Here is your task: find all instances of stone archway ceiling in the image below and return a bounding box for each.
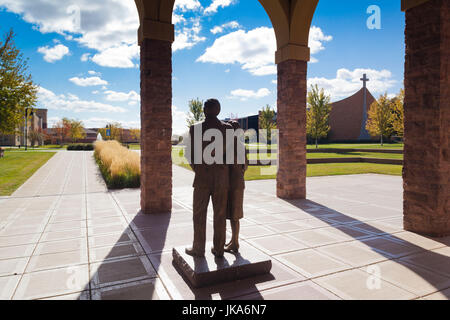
[135,0,176,44]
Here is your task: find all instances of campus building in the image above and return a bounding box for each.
[0,108,47,147]
[231,80,377,143]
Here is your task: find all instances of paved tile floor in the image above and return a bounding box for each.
[0,151,449,300]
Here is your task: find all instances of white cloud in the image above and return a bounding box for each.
[210,21,240,34]
[38,87,127,113]
[309,26,333,55]
[174,0,202,12]
[197,27,276,76]
[0,0,139,68]
[91,44,139,68]
[308,68,397,101]
[204,0,235,14]
[198,26,332,76]
[104,90,140,106]
[88,70,99,75]
[173,106,189,135]
[37,43,70,62]
[229,88,271,101]
[69,76,108,87]
[173,18,206,52]
[80,53,90,62]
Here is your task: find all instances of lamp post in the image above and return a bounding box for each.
[24,108,34,151]
[24,108,29,151]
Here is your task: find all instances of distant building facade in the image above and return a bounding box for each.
[226,84,378,143]
[0,108,47,147]
[328,87,377,142]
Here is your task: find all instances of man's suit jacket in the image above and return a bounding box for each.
[188,117,233,190]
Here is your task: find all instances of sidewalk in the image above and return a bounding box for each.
[0,152,449,300]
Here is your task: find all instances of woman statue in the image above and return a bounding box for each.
[225,121,248,253]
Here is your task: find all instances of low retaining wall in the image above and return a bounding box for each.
[248,157,403,166]
[248,148,403,154]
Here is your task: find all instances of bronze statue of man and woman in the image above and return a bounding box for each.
[186,99,248,258]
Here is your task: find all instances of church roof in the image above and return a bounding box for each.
[328,88,376,142]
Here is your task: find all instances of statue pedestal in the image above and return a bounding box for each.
[172,243,272,288]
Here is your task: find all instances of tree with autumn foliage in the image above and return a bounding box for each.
[306,85,332,149]
[366,93,395,146]
[0,30,38,135]
[391,89,404,138]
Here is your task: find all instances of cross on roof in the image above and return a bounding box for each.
[360,74,370,88]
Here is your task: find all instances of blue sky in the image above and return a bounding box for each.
[0,0,405,135]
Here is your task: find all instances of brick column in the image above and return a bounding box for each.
[140,39,172,214]
[403,0,450,236]
[277,60,308,199]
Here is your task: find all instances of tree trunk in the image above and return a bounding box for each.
[381,135,384,146]
[315,137,318,149]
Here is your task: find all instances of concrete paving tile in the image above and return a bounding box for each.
[26,248,88,273]
[0,257,29,276]
[89,242,144,263]
[0,275,21,299]
[388,232,447,251]
[90,256,157,289]
[235,281,341,300]
[87,224,129,236]
[88,231,136,248]
[0,244,35,260]
[40,228,87,242]
[360,236,423,258]
[287,228,348,248]
[320,225,373,241]
[238,225,277,239]
[275,249,352,278]
[314,269,416,300]
[34,238,87,256]
[246,234,307,256]
[362,260,450,297]
[317,242,388,268]
[13,264,90,300]
[265,221,308,233]
[45,220,86,232]
[422,288,450,300]
[0,233,41,247]
[91,279,170,300]
[148,251,305,300]
[40,291,90,300]
[400,247,450,277]
[246,214,289,225]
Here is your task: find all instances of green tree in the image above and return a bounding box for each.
[259,105,277,145]
[99,122,123,142]
[53,118,72,145]
[306,84,332,149]
[0,30,37,134]
[68,120,86,143]
[28,128,44,147]
[391,89,404,138]
[366,93,395,146]
[186,98,204,127]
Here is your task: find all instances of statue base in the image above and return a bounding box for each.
[172,243,272,288]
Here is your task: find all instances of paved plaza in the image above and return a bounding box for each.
[0,151,449,300]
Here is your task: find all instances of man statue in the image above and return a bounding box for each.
[186,99,233,258]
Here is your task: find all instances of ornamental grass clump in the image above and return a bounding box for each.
[94,140,140,189]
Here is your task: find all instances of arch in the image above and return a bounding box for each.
[135,0,319,63]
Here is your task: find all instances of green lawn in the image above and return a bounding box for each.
[244,164,402,181]
[306,143,403,150]
[248,151,403,161]
[171,147,403,181]
[0,151,55,196]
